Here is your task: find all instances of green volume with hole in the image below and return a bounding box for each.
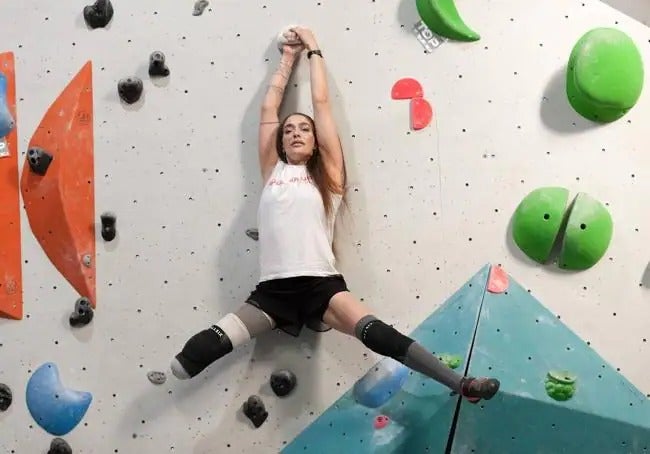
[511,188,613,270]
[512,187,570,263]
[558,192,613,270]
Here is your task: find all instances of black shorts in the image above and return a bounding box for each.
[245,274,349,337]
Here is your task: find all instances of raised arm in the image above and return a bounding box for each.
[292,27,344,190]
[258,43,302,183]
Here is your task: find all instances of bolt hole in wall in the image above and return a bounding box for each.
[0,0,649,453]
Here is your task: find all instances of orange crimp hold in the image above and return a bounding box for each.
[20,61,96,307]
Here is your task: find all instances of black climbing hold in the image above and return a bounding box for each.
[69,297,94,327]
[149,51,170,77]
[193,0,209,16]
[48,437,72,454]
[270,369,296,397]
[245,228,259,241]
[242,395,268,428]
[100,211,116,241]
[117,77,143,104]
[83,0,114,29]
[27,147,53,176]
[0,383,12,411]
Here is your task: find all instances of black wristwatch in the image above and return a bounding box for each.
[307,49,323,59]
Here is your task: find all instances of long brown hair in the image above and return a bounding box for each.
[276,112,347,220]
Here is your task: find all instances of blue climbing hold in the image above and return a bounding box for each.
[26,362,92,436]
[0,71,15,138]
[353,358,410,408]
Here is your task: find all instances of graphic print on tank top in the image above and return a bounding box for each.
[257,161,342,282]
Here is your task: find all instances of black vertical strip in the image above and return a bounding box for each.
[444,268,490,453]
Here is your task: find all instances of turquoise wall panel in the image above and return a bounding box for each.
[453,273,650,453]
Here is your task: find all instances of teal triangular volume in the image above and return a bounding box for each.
[452,272,650,453]
[282,264,491,453]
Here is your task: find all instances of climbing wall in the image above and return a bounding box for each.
[0,0,648,452]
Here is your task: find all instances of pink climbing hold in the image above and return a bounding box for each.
[374,414,390,429]
[487,265,509,293]
[391,78,423,100]
[410,97,433,130]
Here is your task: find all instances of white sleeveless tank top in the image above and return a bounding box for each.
[257,160,342,282]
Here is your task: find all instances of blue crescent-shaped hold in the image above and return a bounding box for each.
[0,71,15,138]
[26,362,92,436]
[353,357,410,408]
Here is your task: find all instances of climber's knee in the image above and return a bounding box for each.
[354,315,414,362]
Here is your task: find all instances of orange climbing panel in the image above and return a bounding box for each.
[20,61,96,307]
[0,52,23,320]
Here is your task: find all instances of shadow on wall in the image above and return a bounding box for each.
[397,0,420,32]
[600,0,650,26]
[642,263,650,289]
[539,66,603,134]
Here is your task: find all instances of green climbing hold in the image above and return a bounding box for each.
[558,192,613,270]
[566,27,644,123]
[547,370,577,385]
[415,0,480,42]
[545,370,577,401]
[437,353,462,369]
[512,187,570,264]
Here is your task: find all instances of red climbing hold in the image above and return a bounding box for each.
[487,265,509,293]
[391,78,423,100]
[410,97,433,130]
[374,414,390,429]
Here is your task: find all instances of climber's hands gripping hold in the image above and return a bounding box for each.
[280,28,304,57]
[290,26,319,52]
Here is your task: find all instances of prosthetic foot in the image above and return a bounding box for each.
[460,376,500,403]
[171,325,233,379]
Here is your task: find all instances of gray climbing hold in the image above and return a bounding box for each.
[149,51,170,77]
[193,0,209,16]
[246,228,259,241]
[48,437,72,454]
[27,146,53,176]
[0,383,12,411]
[242,395,268,428]
[147,371,167,385]
[69,297,93,327]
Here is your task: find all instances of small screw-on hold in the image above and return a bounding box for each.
[193,0,209,16]
[242,395,268,428]
[245,228,259,241]
[149,51,170,77]
[83,0,114,29]
[69,297,94,327]
[27,147,53,175]
[100,211,117,241]
[147,371,167,385]
[82,254,92,267]
[0,383,12,411]
[48,437,72,454]
[117,77,143,104]
[270,369,296,397]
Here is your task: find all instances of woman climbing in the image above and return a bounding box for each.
[171,26,500,403]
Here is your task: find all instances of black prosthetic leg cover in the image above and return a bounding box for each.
[174,325,233,378]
